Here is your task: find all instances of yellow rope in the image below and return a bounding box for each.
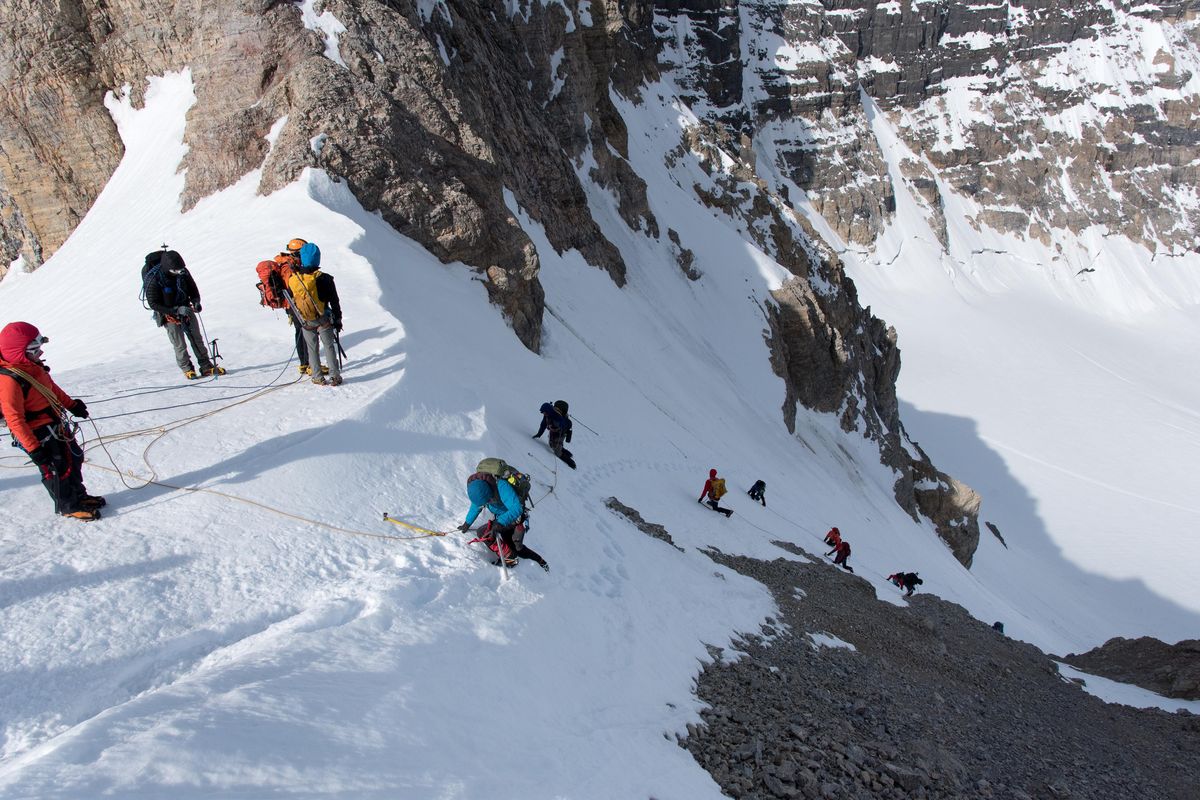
[383,513,449,537]
[87,461,442,542]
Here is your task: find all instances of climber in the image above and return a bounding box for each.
[143,249,224,379]
[888,571,923,597]
[456,459,548,571]
[697,468,733,517]
[826,539,853,572]
[266,237,314,376]
[747,479,766,506]
[532,400,575,469]
[823,526,841,548]
[0,322,103,520]
[286,242,343,386]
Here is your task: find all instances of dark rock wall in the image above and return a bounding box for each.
[1065,636,1200,700]
[687,545,1200,800]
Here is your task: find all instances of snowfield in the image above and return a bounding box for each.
[1,69,1197,797]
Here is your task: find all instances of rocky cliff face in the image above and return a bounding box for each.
[1064,636,1200,700]
[685,544,1200,800]
[10,1,1195,565]
[657,0,1200,252]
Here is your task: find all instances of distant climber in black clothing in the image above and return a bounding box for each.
[533,400,575,469]
[143,250,224,379]
[747,479,766,506]
[888,572,923,597]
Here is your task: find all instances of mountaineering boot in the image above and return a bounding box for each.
[311,375,328,386]
[201,365,226,377]
[723,509,733,518]
[80,495,107,509]
[183,369,200,380]
[329,375,343,386]
[298,365,311,375]
[320,365,329,375]
[503,556,519,568]
[62,508,101,521]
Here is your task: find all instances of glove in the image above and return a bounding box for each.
[456,522,471,533]
[175,306,191,317]
[28,446,53,467]
[539,561,550,572]
[335,320,343,332]
[566,431,572,443]
[531,433,540,439]
[69,399,88,419]
[193,302,202,313]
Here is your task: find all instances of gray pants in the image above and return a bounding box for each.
[164,317,212,372]
[301,324,340,380]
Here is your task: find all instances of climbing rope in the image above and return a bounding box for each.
[0,356,450,546]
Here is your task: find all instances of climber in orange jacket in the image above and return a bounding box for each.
[0,322,102,520]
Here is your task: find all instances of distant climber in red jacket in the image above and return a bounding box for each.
[826,539,853,572]
[824,527,841,548]
[888,572,923,597]
[697,468,733,517]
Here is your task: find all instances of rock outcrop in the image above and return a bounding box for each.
[1064,636,1200,700]
[656,1,1200,252]
[686,544,1200,800]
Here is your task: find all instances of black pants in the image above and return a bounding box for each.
[29,424,88,514]
[492,520,546,567]
[705,498,732,517]
[549,430,575,469]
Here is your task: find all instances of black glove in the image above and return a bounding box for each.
[69,399,88,419]
[566,431,572,443]
[531,433,540,439]
[193,302,202,313]
[456,522,471,533]
[28,446,53,467]
[539,561,550,572]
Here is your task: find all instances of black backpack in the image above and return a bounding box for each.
[140,248,166,308]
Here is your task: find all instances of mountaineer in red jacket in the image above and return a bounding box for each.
[697,468,733,517]
[0,322,102,520]
[826,539,853,572]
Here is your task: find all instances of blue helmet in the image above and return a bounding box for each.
[467,478,493,506]
[299,242,321,269]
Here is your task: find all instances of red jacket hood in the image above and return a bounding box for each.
[0,321,40,365]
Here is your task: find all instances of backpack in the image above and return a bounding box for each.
[255,258,293,309]
[139,249,166,308]
[472,457,533,509]
[710,477,727,500]
[553,400,569,416]
[287,270,326,321]
[0,367,33,428]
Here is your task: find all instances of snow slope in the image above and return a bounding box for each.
[1,68,1198,796]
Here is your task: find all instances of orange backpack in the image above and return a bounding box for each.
[255,254,297,309]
